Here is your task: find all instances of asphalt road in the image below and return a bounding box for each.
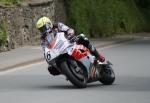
[0,38,150,103]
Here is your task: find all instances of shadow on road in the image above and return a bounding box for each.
[0,75,150,92]
[32,83,104,90]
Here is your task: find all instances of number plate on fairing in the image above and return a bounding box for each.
[44,47,60,62]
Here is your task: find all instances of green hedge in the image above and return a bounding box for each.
[0,0,22,5]
[0,21,7,46]
[65,0,150,37]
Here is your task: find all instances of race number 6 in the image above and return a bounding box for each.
[46,51,51,61]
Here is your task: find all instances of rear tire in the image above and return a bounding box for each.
[60,60,87,88]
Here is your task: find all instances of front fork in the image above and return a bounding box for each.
[87,61,113,83]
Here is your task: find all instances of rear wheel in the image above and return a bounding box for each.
[60,59,87,88]
[99,64,115,85]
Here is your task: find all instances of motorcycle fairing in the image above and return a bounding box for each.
[44,32,96,78]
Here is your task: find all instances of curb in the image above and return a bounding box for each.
[95,38,134,48]
[0,58,45,72]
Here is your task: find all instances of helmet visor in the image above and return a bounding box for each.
[38,24,52,35]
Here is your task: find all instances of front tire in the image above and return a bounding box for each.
[99,64,115,85]
[60,60,87,88]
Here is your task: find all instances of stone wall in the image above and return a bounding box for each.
[0,0,66,51]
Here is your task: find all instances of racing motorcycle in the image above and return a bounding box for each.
[44,32,115,88]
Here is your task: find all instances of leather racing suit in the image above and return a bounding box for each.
[41,22,105,62]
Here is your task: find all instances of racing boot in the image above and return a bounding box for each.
[48,65,60,75]
[88,44,105,62]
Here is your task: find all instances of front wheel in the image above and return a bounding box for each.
[99,64,115,85]
[60,60,87,88]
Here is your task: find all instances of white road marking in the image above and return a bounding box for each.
[0,61,45,75]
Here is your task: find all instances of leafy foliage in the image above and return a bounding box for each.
[0,0,22,5]
[65,0,150,37]
[0,21,7,46]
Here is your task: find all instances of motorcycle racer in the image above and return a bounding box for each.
[36,16,105,62]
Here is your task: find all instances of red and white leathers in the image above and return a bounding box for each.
[40,22,105,62]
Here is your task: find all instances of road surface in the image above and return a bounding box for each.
[0,38,150,103]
